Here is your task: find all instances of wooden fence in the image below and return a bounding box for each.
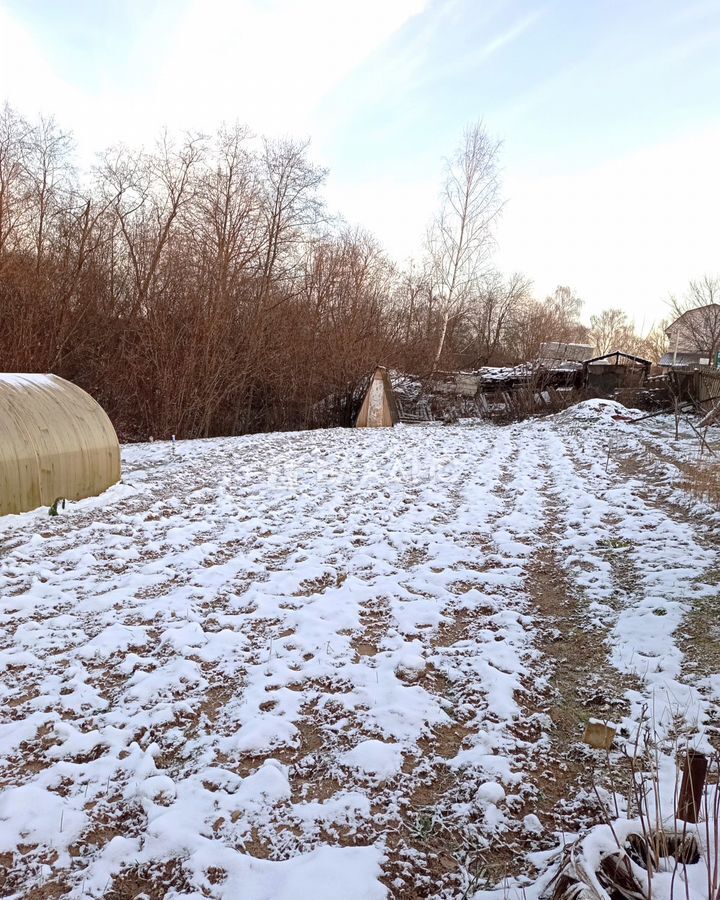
[692,367,720,411]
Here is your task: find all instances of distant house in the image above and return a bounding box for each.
[661,304,720,369]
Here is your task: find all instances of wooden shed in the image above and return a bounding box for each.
[355,366,398,428]
[0,374,121,516]
[583,351,652,394]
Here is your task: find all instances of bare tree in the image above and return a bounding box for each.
[24,116,73,272]
[194,124,263,301]
[667,275,720,364]
[492,285,587,364]
[459,271,531,367]
[4,102,577,438]
[257,137,327,308]
[546,285,584,330]
[589,307,637,355]
[97,131,205,312]
[427,122,502,371]
[643,320,669,363]
[0,104,31,259]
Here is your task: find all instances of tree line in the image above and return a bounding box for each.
[0,104,683,439]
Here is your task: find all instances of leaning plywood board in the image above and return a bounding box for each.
[355,366,398,428]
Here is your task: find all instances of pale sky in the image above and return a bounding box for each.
[1,0,719,327]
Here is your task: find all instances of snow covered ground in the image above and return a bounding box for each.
[1,401,719,898]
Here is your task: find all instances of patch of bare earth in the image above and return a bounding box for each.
[104,858,194,899]
[524,539,632,814]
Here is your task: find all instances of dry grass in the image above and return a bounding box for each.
[548,744,720,900]
[685,459,720,506]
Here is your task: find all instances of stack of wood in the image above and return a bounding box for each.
[478,385,573,420]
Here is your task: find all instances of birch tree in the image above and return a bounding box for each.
[428,121,502,371]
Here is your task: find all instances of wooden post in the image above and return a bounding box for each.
[678,750,708,823]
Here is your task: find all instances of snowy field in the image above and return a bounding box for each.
[1,401,720,899]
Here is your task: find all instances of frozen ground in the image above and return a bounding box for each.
[1,401,719,898]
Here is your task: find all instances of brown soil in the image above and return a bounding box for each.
[523,542,633,822]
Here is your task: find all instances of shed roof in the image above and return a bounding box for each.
[585,351,652,367]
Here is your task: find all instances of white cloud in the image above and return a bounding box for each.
[0,5,82,122]
[493,125,720,327]
[0,0,426,149]
[151,0,427,137]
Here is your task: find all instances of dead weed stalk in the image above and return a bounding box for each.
[685,461,720,507]
[546,722,720,900]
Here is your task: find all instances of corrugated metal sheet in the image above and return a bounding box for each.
[538,342,595,363]
[0,374,121,515]
[659,352,707,367]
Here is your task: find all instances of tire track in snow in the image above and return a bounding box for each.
[482,405,720,900]
[552,414,717,749]
[606,432,720,748]
[504,422,632,851]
